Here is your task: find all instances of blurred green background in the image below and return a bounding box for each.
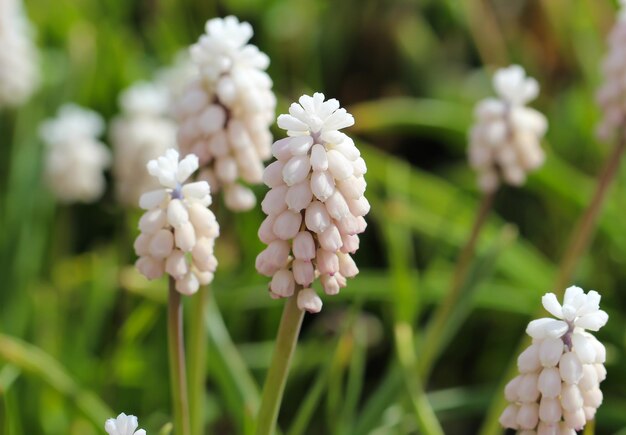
[1,0,625,434]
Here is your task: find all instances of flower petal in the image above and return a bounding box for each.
[575,310,608,331]
[541,293,563,319]
[571,332,596,364]
[526,318,567,339]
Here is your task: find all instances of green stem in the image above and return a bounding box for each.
[188,286,208,435]
[479,134,626,435]
[255,289,305,435]
[395,323,444,435]
[168,278,191,435]
[419,190,495,378]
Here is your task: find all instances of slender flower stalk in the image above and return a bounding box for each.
[168,278,191,435]
[255,287,305,435]
[188,285,208,435]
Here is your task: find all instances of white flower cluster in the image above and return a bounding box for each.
[111,82,178,206]
[174,16,275,212]
[105,413,146,435]
[134,149,219,295]
[469,65,548,193]
[0,0,39,108]
[596,1,626,140]
[255,93,369,313]
[500,286,608,434]
[40,104,111,203]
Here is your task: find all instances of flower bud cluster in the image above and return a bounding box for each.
[134,149,219,295]
[40,104,111,203]
[469,65,547,193]
[255,93,369,313]
[105,413,146,435]
[500,286,608,434]
[0,0,39,108]
[596,1,626,140]
[111,82,178,206]
[173,16,275,212]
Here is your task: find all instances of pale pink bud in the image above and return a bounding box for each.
[499,404,519,429]
[517,343,541,373]
[271,269,295,297]
[340,234,360,254]
[286,181,313,212]
[538,367,561,398]
[256,240,290,276]
[136,256,164,280]
[139,208,167,234]
[337,176,366,199]
[166,250,188,278]
[188,202,219,238]
[504,376,521,402]
[215,156,238,183]
[583,388,602,409]
[563,409,585,431]
[335,273,347,288]
[336,214,360,235]
[258,215,277,244]
[282,155,311,186]
[310,144,328,171]
[192,238,216,272]
[293,231,316,260]
[539,337,564,367]
[176,272,200,295]
[539,397,562,423]
[198,104,226,134]
[228,119,254,150]
[139,189,167,210]
[517,373,540,402]
[292,259,314,286]
[561,384,583,413]
[579,365,598,391]
[347,196,370,217]
[338,253,359,278]
[321,274,340,295]
[272,210,302,240]
[327,149,353,180]
[352,157,367,176]
[134,233,152,256]
[288,136,314,155]
[316,249,339,276]
[305,201,331,233]
[263,161,285,187]
[175,221,196,252]
[261,185,288,216]
[318,225,343,252]
[310,170,335,202]
[325,190,350,220]
[595,364,607,382]
[583,407,596,421]
[224,184,256,212]
[272,137,294,161]
[149,229,175,259]
[516,403,539,430]
[559,352,583,384]
[208,131,229,156]
[297,288,322,313]
[537,422,559,435]
[168,199,189,228]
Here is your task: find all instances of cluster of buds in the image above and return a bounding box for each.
[255,93,369,313]
[134,149,219,295]
[105,413,146,435]
[0,0,39,108]
[111,82,178,206]
[40,104,111,203]
[500,286,608,434]
[173,16,275,211]
[596,0,626,140]
[469,65,548,193]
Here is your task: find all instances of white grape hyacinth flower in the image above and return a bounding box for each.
[255,93,368,313]
[105,413,146,435]
[173,16,276,212]
[500,286,608,434]
[134,149,219,295]
[0,0,39,108]
[596,0,626,140]
[111,81,178,206]
[40,104,111,203]
[469,65,548,193]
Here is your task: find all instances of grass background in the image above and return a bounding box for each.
[1,0,626,434]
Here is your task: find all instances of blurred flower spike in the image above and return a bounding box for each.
[256,93,369,313]
[174,15,276,211]
[104,413,146,435]
[468,65,548,192]
[40,104,111,203]
[134,149,219,295]
[500,286,608,433]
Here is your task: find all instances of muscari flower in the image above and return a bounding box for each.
[596,0,626,140]
[468,65,548,193]
[105,413,146,435]
[173,16,275,211]
[500,286,608,434]
[255,93,369,313]
[0,0,39,108]
[111,81,178,206]
[40,104,111,203]
[134,149,219,295]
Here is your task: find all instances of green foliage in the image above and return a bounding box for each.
[1,0,626,434]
